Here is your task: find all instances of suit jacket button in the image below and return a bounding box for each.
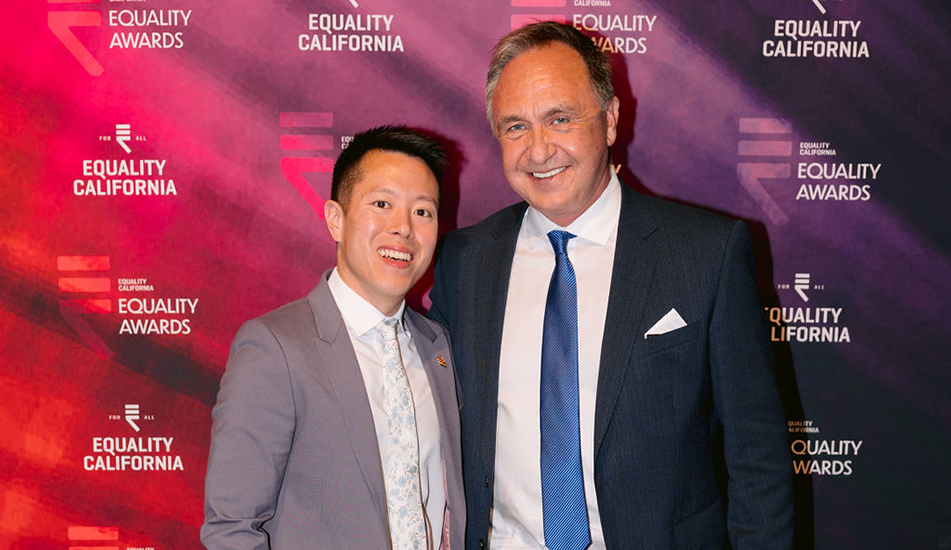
[484,475,490,487]
[479,539,485,549]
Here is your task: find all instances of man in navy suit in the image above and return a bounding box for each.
[429,22,792,550]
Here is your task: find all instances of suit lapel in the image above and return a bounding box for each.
[307,278,388,527]
[475,206,525,472]
[593,184,660,458]
[407,311,457,450]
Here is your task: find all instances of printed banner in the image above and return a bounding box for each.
[2,0,949,548]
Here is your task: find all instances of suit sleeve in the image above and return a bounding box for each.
[709,221,794,549]
[201,319,297,550]
[428,236,457,331]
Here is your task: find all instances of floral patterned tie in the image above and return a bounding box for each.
[379,317,427,550]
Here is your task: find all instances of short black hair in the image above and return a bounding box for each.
[331,125,448,209]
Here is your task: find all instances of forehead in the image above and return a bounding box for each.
[351,150,438,199]
[492,42,596,115]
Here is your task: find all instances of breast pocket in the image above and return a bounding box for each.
[635,322,706,399]
[640,323,702,356]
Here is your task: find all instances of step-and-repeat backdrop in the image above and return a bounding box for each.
[3,0,949,548]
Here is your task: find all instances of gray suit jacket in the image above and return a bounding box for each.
[202,272,465,550]
[430,182,792,550]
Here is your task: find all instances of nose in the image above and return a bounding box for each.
[526,126,555,165]
[388,206,413,239]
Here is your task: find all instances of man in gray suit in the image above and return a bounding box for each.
[429,22,792,550]
[202,126,465,550]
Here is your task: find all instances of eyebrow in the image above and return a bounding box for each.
[367,187,438,205]
[495,115,524,133]
[543,104,580,119]
[495,104,581,131]
[414,195,438,206]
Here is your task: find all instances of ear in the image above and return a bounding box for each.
[604,96,620,147]
[324,200,344,243]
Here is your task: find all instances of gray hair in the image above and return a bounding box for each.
[485,21,615,124]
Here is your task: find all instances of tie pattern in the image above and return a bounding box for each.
[379,317,427,550]
[540,230,591,550]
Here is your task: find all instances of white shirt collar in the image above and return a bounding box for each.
[328,268,406,337]
[523,169,622,249]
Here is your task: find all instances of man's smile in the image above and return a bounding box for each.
[532,166,567,179]
[377,247,413,262]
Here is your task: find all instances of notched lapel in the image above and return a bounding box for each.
[307,280,388,526]
[408,312,464,541]
[406,312,456,421]
[594,186,661,457]
[474,212,522,470]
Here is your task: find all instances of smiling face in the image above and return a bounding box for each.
[490,42,619,227]
[324,149,440,316]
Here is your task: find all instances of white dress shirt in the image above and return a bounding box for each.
[490,172,621,550]
[328,269,445,548]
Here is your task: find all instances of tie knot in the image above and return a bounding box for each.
[547,230,576,255]
[378,317,400,340]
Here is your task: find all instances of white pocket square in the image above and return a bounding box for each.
[644,308,687,338]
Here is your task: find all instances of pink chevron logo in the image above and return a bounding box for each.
[279,112,335,218]
[48,0,104,76]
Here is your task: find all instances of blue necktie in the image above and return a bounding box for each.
[540,230,590,550]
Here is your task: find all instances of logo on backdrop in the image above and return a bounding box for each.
[73,123,178,197]
[300,0,403,52]
[736,118,880,224]
[117,276,197,336]
[68,527,123,549]
[58,254,199,357]
[58,255,115,359]
[279,112,335,218]
[766,272,851,343]
[100,123,146,155]
[68,526,155,550]
[85,403,184,472]
[762,0,868,58]
[123,404,146,431]
[788,419,863,476]
[108,403,155,432]
[803,0,831,15]
[507,0,658,56]
[47,0,193,76]
[115,124,133,154]
[795,140,877,202]
[736,118,793,225]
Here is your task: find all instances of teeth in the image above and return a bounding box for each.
[378,249,412,262]
[532,167,566,179]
